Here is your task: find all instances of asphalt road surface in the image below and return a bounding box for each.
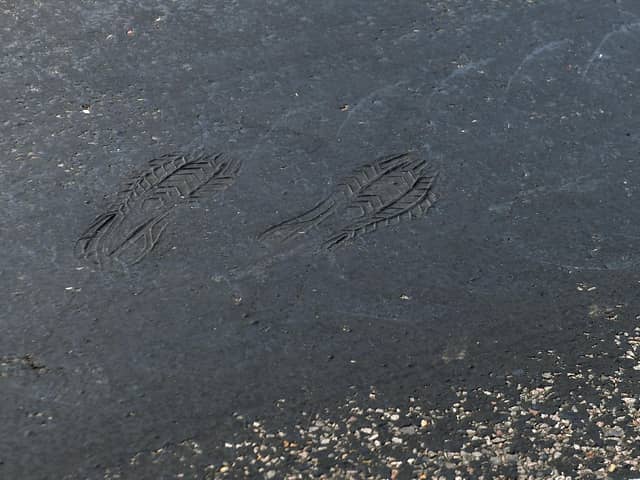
[2,1,640,478]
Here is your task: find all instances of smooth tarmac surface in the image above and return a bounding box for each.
[2,1,640,478]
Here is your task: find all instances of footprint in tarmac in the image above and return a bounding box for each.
[260,152,438,251]
[76,151,242,268]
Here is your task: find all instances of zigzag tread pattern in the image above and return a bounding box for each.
[260,152,437,249]
[324,174,437,249]
[337,153,417,197]
[76,151,241,266]
[259,154,421,242]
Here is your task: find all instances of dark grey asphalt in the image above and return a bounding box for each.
[2,1,640,478]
